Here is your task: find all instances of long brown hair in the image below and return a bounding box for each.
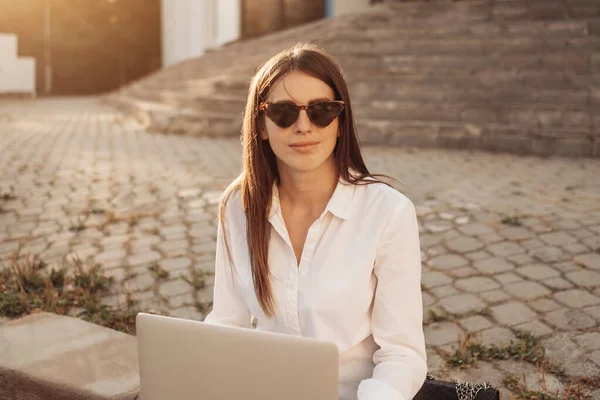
[218,43,392,317]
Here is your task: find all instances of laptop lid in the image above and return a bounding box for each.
[136,312,339,400]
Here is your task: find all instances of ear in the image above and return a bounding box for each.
[260,129,269,140]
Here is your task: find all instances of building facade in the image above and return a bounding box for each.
[0,0,372,95]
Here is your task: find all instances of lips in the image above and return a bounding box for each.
[290,141,319,147]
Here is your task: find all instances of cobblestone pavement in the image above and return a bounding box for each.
[1,98,600,397]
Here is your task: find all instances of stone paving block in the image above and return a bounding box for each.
[520,238,545,251]
[554,289,600,308]
[491,302,537,326]
[528,298,562,313]
[424,321,464,346]
[168,292,196,309]
[441,293,486,315]
[530,246,568,263]
[422,271,452,288]
[445,236,485,253]
[455,276,500,293]
[448,266,478,278]
[159,278,192,298]
[574,253,600,270]
[487,241,526,257]
[128,250,161,266]
[544,308,597,331]
[505,253,534,266]
[588,349,600,370]
[169,306,203,321]
[583,305,600,322]
[190,239,217,255]
[422,292,436,307]
[573,332,600,351]
[553,261,581,273]
[516,264,560,280]
[513,319,553,337]
[157,239,189,255]
[473,257,514,274]
[160,257,192,275]
[464,251,491,261]
[479,289,511,304]
[504,281,551,301]
[130,234,161,249]
[542,333,600,377]
[126,272,155,292]
[429,254,469,270]
[539,231,578,246]
[562,242,590,255]
[457,223,494,236]
[0,312,139,399]
[495,360,564,395]
[159,224,187,240]
[494,272,522,284]
[478,326,515,346]
[94,248,127,265]
[478,232,504,244]
[458,315,494,333]
[429,285,460,299]
[498,227,535,241]
[100,234,130,249]
[542,277,574,291]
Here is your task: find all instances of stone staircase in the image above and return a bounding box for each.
[108,0,600,158]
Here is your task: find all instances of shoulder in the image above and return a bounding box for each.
[357,180,415,215]
[219,186,246,234]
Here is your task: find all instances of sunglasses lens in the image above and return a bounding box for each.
[308,102,344,127]
[265,103,298,128]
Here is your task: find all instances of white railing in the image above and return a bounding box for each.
[0,34,36,96]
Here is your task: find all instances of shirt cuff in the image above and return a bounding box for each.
[357,378,405,400]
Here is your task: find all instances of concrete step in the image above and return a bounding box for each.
[345,70,600,89]
[0,312,139,400]
[327,36,600,56]
[349,83,595,107]
[328,19,600,40]
[336,53,596,76]
[355,102,597,130]
[355,118,598,157]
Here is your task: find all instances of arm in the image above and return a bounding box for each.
[203,214,253,328]
[357,199,428,400]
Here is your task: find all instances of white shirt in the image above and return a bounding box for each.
[204,176,427,400]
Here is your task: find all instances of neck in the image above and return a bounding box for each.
[277,159,338,213]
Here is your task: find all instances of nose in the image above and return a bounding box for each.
[294,108,312,133]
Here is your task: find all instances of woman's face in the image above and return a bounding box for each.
[260,70,339,176]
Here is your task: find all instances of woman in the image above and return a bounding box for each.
[204,43,427,400]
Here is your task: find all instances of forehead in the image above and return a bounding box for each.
[268,70,334,103]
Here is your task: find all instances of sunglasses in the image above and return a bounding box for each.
[259,100,345,129]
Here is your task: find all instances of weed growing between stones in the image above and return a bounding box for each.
[444,331,564,376]
[502,216,523,227]
[0,249,140,334]
[149,262,169,280]
[504,373,592,400]
[181,267,214,315]
[427,308,451,323]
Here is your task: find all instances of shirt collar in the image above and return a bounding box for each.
[269,175,355,221]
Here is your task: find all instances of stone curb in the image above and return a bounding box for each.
[0,312,140,400]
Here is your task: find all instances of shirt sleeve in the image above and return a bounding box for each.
[203,211,253,328]
[357,198,428,400]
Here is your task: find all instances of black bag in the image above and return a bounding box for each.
[413,376,500,400]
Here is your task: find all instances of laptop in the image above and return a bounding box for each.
[136,312,339,400]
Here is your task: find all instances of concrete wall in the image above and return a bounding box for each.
[161,0,241,68]
[0,34,36,95]
[333,0,371,16]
